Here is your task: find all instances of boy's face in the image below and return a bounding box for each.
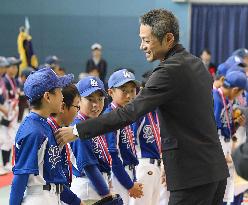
[79,91,105,118]
[229,88,244,100]
[48,88,64,114]
[108,82,137,106]
[0,67,6,76]
[62,95,80,126]
[7,65,18,77]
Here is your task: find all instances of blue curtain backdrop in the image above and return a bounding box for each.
[190,4,248,65]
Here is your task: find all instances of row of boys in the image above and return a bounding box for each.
[9,66,168,205]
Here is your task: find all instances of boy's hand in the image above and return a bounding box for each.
[55,127,77,146]
[128,182,143,198]
[236,114,246,127]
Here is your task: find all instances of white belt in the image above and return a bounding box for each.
[25,184,62,195]
[138,158,161,166]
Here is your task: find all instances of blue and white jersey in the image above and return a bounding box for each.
[213,88,234,140]
[136,111,161,159]
[69,113,111,177]
[47,117,72,185]
[104,103,139,167]
[13,112,67,186]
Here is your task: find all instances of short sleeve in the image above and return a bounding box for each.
[13,131,47,175]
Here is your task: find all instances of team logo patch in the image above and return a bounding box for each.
[123,70,132,78]
[48,145,61,169]
[90,79,98,87]
[121,129,134,149]
[92,137,103,159]
[143,125,155,143]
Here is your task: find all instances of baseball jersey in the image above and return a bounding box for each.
[136,111,161,159]
[104,102,139,167]
[213,88,234,140]
[47,116,72,185]
[3,74,19,100]
[70,113,111,177]
[13,112,67,185]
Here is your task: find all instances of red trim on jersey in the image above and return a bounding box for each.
[147,112,161,154]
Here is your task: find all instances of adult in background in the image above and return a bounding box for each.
[200,48,217,77]
[45,55,65,76]
[56,9,229,205]
[86,43,107,83]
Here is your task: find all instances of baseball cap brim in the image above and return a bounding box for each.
[111,78,140,88]
[0,62,9,67]
[56,74,74,88]
[80,86,107,97]
[7,58,21,66]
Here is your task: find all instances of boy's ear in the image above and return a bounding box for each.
[43,92,50,103]
[108,89,113,97]
[220,76,225,83]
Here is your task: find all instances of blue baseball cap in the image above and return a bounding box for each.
[232,48,248,59]
[223,70,247,90]
[24,66,74,102]
[45,55,60,65]
[0,56,10,67]
[108,69,140,88]
[225,56,244,67]
[216,63,229,77]
[76,76,107,97]
[227,64,245,74]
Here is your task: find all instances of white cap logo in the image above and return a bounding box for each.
[90,79,98,87]
[123,70,132,78]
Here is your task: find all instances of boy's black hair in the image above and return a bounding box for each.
[62,84,80,109]
[200,48,211,56]
[30,88,56,109]
[50,84,80,117]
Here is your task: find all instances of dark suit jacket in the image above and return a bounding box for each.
[76,44,229,191]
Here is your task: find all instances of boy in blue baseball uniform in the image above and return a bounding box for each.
[129,70,167,205]
[105,69,143,205]
[213,70,247,204]
[9,67,83,205]
[69,76,119,204]
[46,84,83,205]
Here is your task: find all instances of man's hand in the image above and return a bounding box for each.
[55,127,78,146]
[128,182,143,198]
[80,201,86,205]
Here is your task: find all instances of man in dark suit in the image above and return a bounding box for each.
[56,9,229,205]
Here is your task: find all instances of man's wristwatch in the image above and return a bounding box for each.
[72,125,79,137]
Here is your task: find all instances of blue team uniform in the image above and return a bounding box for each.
[104,103,138,186]
[10,112,81,205]
[136,111,161,159]
[47,116,72,186]
[213,89,233,141]
[14,112,67,183]
[70,113,111,197]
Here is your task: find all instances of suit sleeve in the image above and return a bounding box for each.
[76,66,181,140]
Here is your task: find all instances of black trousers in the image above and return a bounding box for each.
[168,179,227,205]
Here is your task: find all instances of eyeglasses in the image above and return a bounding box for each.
[71,105,80,111]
